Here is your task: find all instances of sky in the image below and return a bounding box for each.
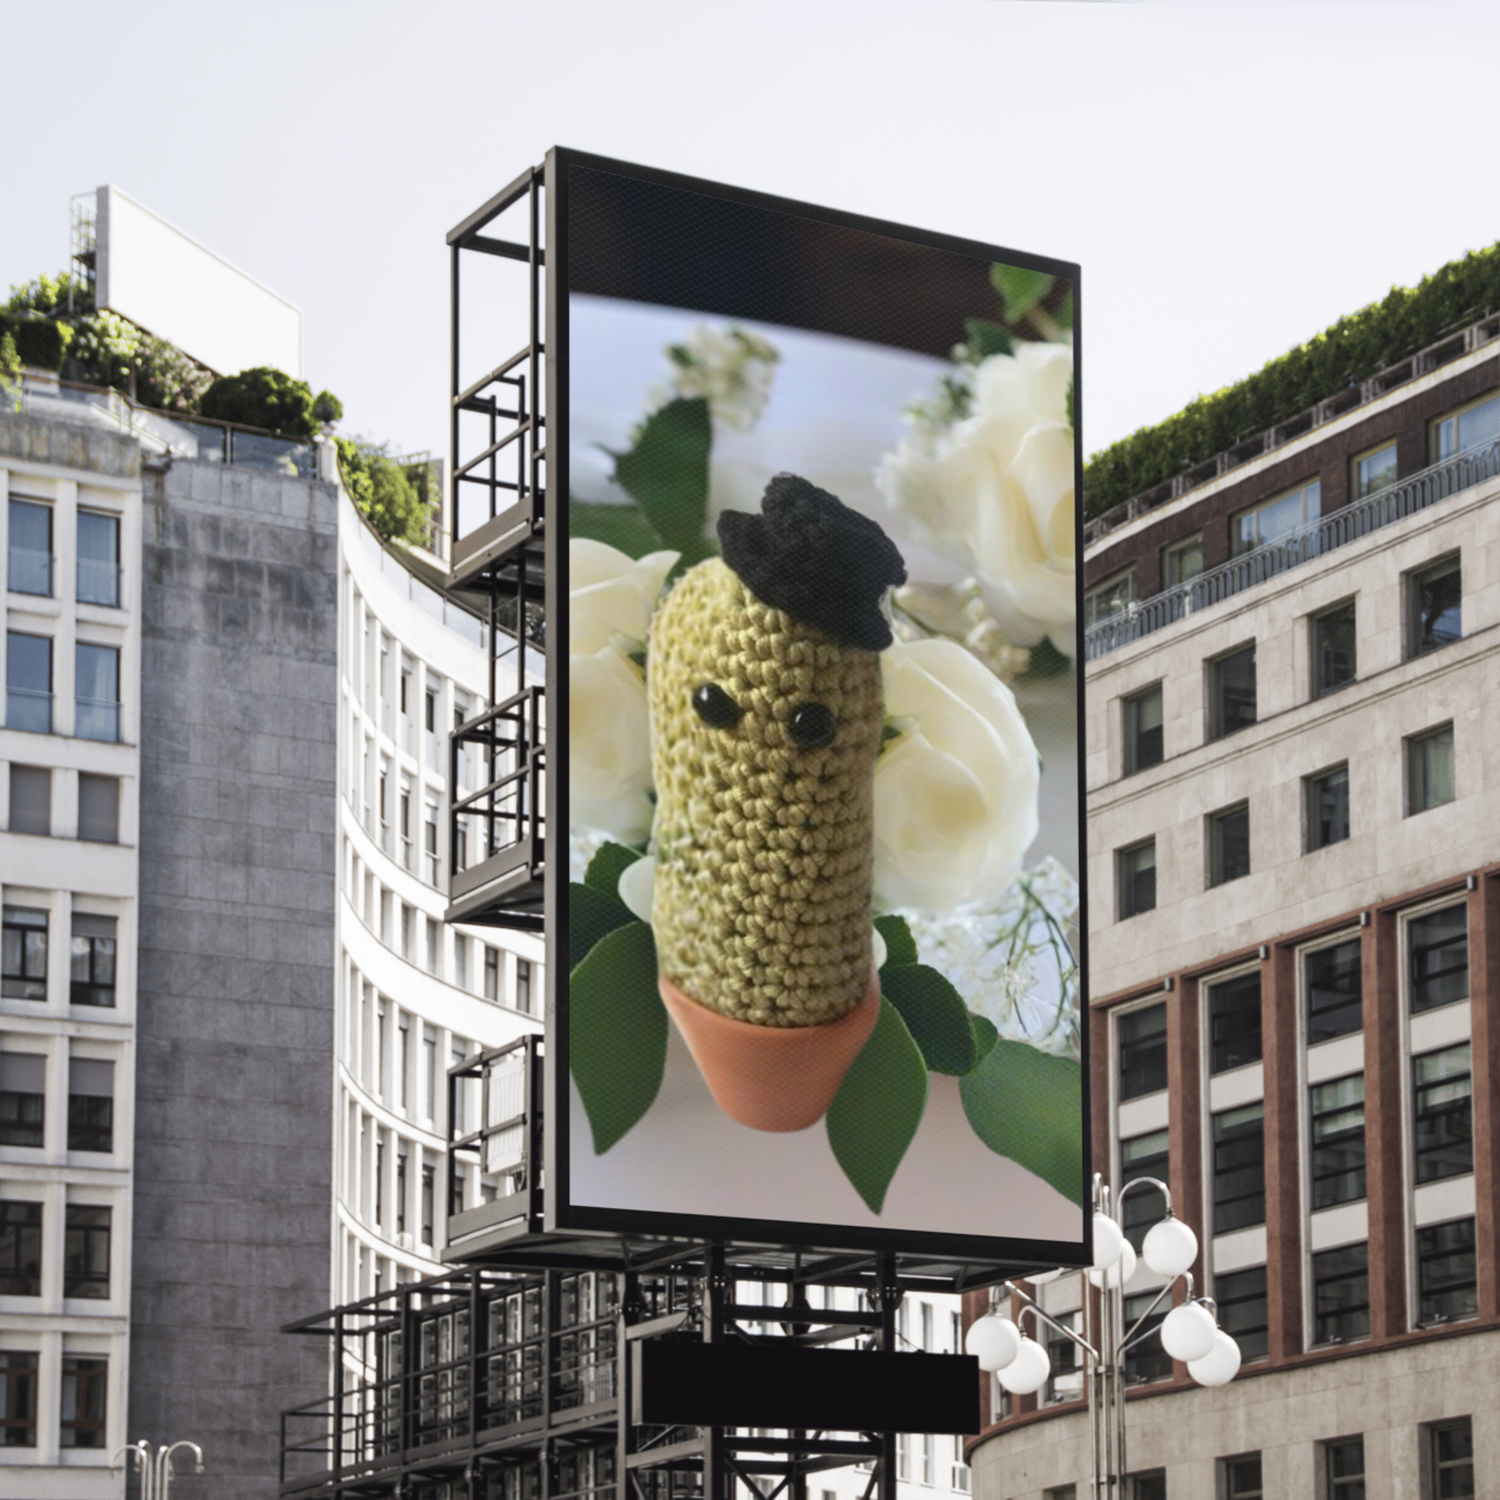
[4,0,1499,468]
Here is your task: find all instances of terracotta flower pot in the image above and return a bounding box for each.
[659,970,882,1132]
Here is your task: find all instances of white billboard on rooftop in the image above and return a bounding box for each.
[96,185,302,378]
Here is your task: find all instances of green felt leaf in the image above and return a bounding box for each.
[881,965,977,1076]
[1056,289,1075,333]
[585,842,643,900]
[990,264,1054,323]
[970,1014,999,1065]
[612,397,712,555]
[874,914,918,971]
[569,499,665,559]
[569,881,633,973]
[960,1039,1084,1207]
[1023,637,1073,679]
[1067,374,1075,430]
[964,317,1013,359]
[569,921,667,1154]
[827,999,928,1215]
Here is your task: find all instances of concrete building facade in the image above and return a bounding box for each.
[964,313,1500,1499]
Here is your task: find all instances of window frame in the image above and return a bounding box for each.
[1309,1072,1367,1210]
[1411,1042,1472,1186]
[74,640,121,743]
[1311,1240,1370,1346]
[0,1350,38,1447]
[1206,966,1262,1075]
[1303,933,1363,1045]
[1415,1216,1477,1326]
[64,1204,111,1300]
[1406,723,1456,816]
[1430,389,1500,463]
[1207,643,1257,741]
[76,508,122,608]
[1214,1265,1267,1362]
[1311,598,1357,699]
[1406,553,1462,660]
[1324,1436,1365,1500]
[59,1354,108,1449]
[2,906,48,1000]
[0,1198,43,1296]
[1162,534,1203,589]
[1231,478,1321,556]
[69,917,117,1008]
[1118,1129,1170,1253]
[1304,762,1350,853]
[1223,1454,1263,1500]
[1207,801,1251,888]
[1211,1101,1266,1234]
[7,498,54,598]
[1350,439,1397,502]
[1116,1001,1167,1102]
[1406,901,1468,1015]
[6,630,53,735]
[1123,682,1164,776]
[1116,838,1157,921]
[1085,568,1136,630]
[1427,1417,1475,1498]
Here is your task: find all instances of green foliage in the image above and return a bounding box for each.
[874,913,919,971]
[584,841,643,898]
[1084,241,1500,517]
[612,397,715,562]
[135,334,212,412]
[969,1014,999,1064]
[826,998,929,1214]
[0,314,73,373]
[991,264,1054,323]
[65,311,140,390]
[568,881,634,972]
[200,365,320,439]
[568,921,668,1154]
[312,389,343,427]
[881,965,977,1076]
[336,437,431,546]
[0,332,21,410]
[960,1038,1084,1206]
[6,271,92,318]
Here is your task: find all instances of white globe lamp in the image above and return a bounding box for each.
[1159,1301,1218,1363]
[1142,1215,1198,1278]
[1091,1212,1125,1272]
[965,1314,1021,1373]
[1088,1238,1136,1289]
[1187,1330,1242,1388]
[996,1335,1051,1395]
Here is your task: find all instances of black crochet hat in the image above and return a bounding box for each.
[717,475,907,652]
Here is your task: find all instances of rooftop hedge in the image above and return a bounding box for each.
[1083,242,1500,518]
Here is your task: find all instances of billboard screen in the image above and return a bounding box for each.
[97,184,302,378]
[556,151,1088,1264]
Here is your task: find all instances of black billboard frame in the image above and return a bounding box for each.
[543,145,1093,1279]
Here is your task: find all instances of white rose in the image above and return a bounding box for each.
[876,340,1076,655]
[568,540,677,841]
[569,540,678,656]
[873,638,1039,912]
[569,647,654,844]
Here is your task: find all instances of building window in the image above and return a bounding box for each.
[1224,1455,1262,1500]
[517,959,532,1015]
[1233,479,1320,555]
[8,499,53,596]
[1208,802,1250,887]
[1407,555,1461,659]
[0,1051,45,1146]
[1208,970,1261,1074]
[1410,905,1467,1014]
[6,631,52,733]
[1407,724,1455,814]
[484,947,499,1002]
[8,764,50,836]
[1431,391,1499,462]
[1119,1130,1169,1252]
[1413,1044,1472,1184]
[1429,1418,1474,1498]
[59,1356,107,1448]
[1352,442,1397,501]
[1212,1103,1265,1233]
[75,642,120,742]
[425,815,439,884]
[1124,684,1163,775]
[1310,1074,1366,1209]
[1121,1291,1170,1384]
[1163,535,1203,588]
[0,1351,38,1446]
[67,1059,114,1154]
[1117,1003,1166,1100]
[1043,1310,1082,1406]
[2,907,47,1000]
[1313,1242,1369,1344]
[1325,1438,1364,1500]
[1129,1472,1166,1500]
[421,1163,435,1243]
[64,1205,110,1299]
[70,915,117,1007]
[1305,937,1362,1044]
[77,510,121,607]
[0,1200,42,1295]
[396,1151,407,1234]
[1117,839,1156,921]
[1215,1266,1267,1361]
[1305,764,1350,852]
[1085,570,1135,629]
[1312,600,1357,698]
[1209,645,1256,740]
[77,773,119,843]
[1417,1219,1477,1324]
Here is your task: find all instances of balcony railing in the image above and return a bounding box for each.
[1085,438,1500,661]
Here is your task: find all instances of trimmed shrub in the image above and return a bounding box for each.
[64,311,140,391]
[337,437,429,546]
[199,366,321,440]
[312,389,343,428]
[1084,242,1500,517]
[0,314,74,373]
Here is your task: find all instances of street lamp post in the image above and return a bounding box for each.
[966,1173,1241,1499]
[113,1439,204,1500]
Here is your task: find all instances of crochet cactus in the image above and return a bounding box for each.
[647,476,906,1028]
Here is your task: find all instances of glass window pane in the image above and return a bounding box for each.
[1213,1103,1265,1233]
[1414,1044,1472,1184]
[1410,557,1462,657]
[7,500,52,597]
[1125,685,1163,775]
[1306,938,1362,1043]
[7,765,50,836]
[1313,1242,1369,1344]
[1216,1266,1268,1361]
[1455,394,1499,454]
[1165,537,1203,587]
[1118,841,1156,922]
[1119,1130,1169,1251]
[1210,804,1251,887]
[75,644,120,743]
[1118,1004,1166,1098]
[77,774,119,844]
[1313,602,1357,697]
[1307,766,1350,851]
[76,511,120,607]
[1311,1075,1366,1208]
[1410,906,1467,1012]
[6,633,53,734]
[1408,726,1455,815]
[1418,1219,1477,1323]
[1354,445,1397,500]
[1211,647,1257,739]
[1209,971,1262,1073]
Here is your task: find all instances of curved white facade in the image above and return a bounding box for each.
[334,491,543,1306]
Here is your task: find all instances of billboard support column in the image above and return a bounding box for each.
[702,1242,730,1500]
[875,1254,902,1500]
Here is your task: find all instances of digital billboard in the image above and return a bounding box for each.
[555,151,1087,1264]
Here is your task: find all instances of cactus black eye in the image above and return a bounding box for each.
[692,682,744,729]
[788,702,837,749]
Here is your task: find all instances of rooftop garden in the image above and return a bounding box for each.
[1083,242,1500,518]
